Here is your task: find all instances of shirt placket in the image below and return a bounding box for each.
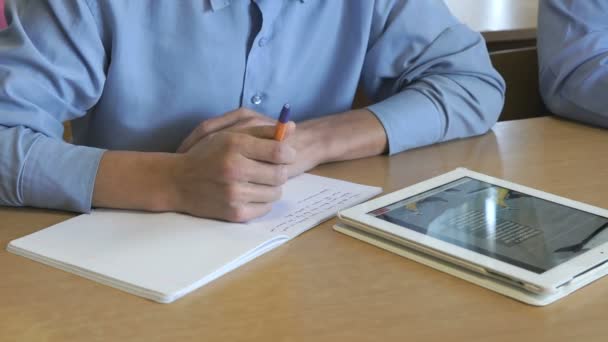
[240,0,283,116]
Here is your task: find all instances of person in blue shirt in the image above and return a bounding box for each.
[0,0,505,222]
[538,0,608,127]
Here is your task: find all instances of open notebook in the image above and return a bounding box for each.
[8,173,381,303]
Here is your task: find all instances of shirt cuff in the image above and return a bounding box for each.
[367,89,442,155]
[21,136,105,213]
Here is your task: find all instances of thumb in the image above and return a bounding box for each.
[244,121,296,140]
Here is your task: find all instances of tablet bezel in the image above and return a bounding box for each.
[338,168,608,293]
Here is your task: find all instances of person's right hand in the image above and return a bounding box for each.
[172,124,296,222]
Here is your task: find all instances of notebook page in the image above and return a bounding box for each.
[250,174,382,238]
[8,210,278,298]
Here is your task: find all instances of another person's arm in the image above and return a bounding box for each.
[0,0,7,29]
[538,0,608,126]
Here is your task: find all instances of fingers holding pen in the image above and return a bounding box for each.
[173,105,296,222]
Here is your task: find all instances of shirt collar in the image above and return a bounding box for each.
[209,0,306,12]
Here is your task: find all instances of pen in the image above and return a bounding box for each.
[274,103,291,141]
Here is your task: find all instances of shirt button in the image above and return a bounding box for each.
[251,94,263,105]
[258,37,268,47]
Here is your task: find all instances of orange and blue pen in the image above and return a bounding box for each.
[274,104,291,141]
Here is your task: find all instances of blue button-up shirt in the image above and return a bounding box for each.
[538,0,608,126]
[0,0,504,213]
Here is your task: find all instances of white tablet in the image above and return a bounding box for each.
[337,168,608,295]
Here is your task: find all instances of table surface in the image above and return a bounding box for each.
[445,0,538,42]
[2,117,608,342]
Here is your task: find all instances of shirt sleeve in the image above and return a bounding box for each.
[0,0,107,212]
[538,0,608,127]
[362,0,506,155]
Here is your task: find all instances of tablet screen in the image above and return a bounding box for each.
[368,177,608,273]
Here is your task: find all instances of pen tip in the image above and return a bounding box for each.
[279,104,291,123]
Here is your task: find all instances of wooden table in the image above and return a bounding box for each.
[445,0,538,50]
[2,117,608,341]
